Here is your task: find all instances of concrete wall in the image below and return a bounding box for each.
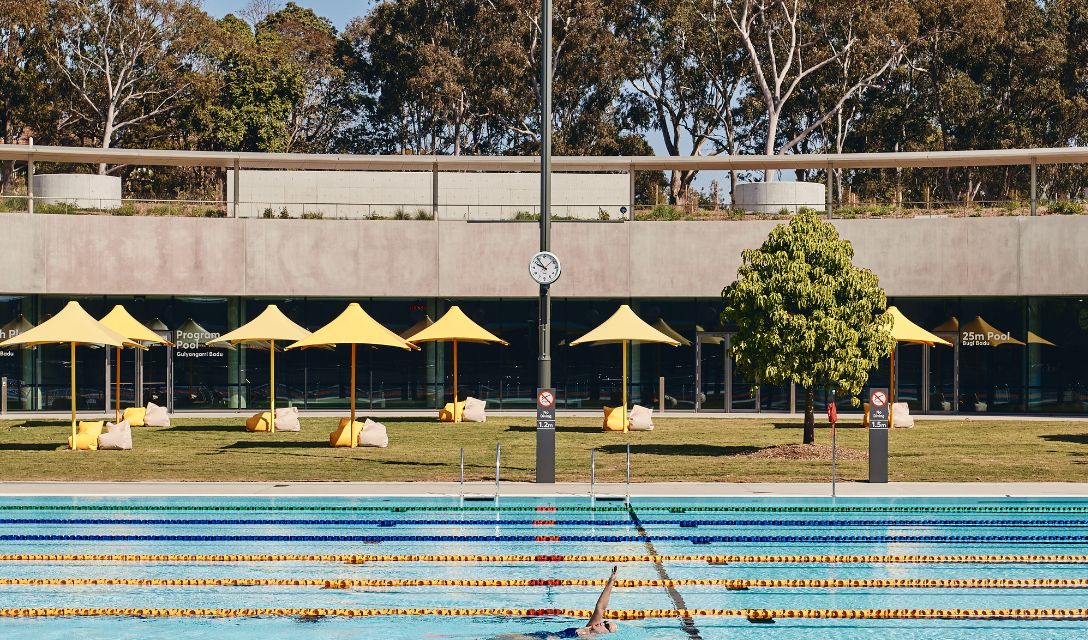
[225,170,630,220]
[32,174,122,209]
[1,213,1084,297]
[734,181,826,214]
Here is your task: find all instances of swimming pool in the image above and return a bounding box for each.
[1,495,1088,639]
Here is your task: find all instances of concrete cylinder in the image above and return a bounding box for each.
[734,181,826,215]
[32,174,122,210]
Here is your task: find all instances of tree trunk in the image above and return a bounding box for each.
[0,160,13,195]
[803,386,815,445]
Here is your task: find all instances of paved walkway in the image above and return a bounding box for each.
[1,481,1087,498]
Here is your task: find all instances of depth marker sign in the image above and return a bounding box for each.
[536,388,556,482]
[868,387,889,483]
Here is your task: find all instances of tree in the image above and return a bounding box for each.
[47,0,209,173]
[707,0,916,179]
[0,0,51,192]
[721,210,893,444]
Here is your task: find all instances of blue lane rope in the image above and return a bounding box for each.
[3,517,1087,527]
[4,505,1088,514]
[5,534,1088,543]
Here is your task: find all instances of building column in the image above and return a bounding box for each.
[628,167,635,220]
[825,163,833,218]
[1029,158,1037,216]
[227,297,245,409]
[432,162,439,220]
[26,158,34,214]
[232,159,240,218]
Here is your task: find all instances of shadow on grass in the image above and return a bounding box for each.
[165,424,249,432]
[220,440,334,449]
[0,420,73,429]
[597,443,760,457]
[505,425,602,434]
[1040,433,1088,445]
[772,423,863,429]
[0,442,65,451]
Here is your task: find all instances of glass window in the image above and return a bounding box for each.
[0,295,38,411]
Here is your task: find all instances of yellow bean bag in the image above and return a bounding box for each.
[245,411,272,432]
[67,420,104,450]
[439,400,467,422]
[863,402,870,428]
[602,406,628,432]
[329,417,364,447]
[123,407,146,427]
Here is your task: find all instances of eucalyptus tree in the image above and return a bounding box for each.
[722,210,893,444]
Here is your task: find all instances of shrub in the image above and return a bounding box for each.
[415,208,432,220]
[646,204,680,220]
[261,207,275,219]
[1047,200,1084,215]
[513,211,540,221]
[111,203,137,216]
[301,211,324,220]
[598,208,610,221]
[392,207,411,220]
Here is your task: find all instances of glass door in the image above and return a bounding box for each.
[927,332,958,413]
[695,332,759,412]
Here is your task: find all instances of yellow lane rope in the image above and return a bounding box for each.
[2,577,1088,589]
[0,607,1087,621]
[2,553,1088,564]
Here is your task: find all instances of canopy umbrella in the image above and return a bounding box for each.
[651,318,692,347]
[208,304,310,433]
[0,315,35,340]
[405,306,507,422]
[287,303,417,446]
[400,315,434,340]
[100,305,172,423]
[570,305,680,432]
[0,301,142,447]
[885,306,952,420]
[960,316,1025,347]
[1027,331,1056,346]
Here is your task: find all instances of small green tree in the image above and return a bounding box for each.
[721,210,893,445]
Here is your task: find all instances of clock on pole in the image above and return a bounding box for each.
[529,251,561,285]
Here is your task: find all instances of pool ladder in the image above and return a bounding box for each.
[590,444,631,508]
[458,443,501,506]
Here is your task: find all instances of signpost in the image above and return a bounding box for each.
[536,0,555,484]
[868,387,889,483]
[536,388,556,482]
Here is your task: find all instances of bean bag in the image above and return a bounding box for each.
[629,404,654,431]
[439,400,467,422]
[602,406,627,432]
[274,406,301,432]
[98,420,132,450]
[359,418,389,448]
[245,411,273,432]
[330,417,364,447]
[462,397,487,423]
[144,402,170,427]
[892,402,914,428]
[123,407,146,427]
[68,420,104,450]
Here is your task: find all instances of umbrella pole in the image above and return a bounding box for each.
[115,346,121,424]
[350,343,357,448]
[269,339,275,433]
[622,340,628,433]
[70,343,77,449]
[890,345,896,428]
[453,339,459,423]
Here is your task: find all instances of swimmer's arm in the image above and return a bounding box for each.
[587,566,618,626]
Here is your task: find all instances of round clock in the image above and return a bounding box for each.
[528,251,562,285]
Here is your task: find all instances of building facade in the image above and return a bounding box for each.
[2,211,1087,415]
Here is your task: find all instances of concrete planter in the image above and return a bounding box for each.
[734,181,825,215]
[32,174,122,209]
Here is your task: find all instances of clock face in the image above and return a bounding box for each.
[529,251,562,285]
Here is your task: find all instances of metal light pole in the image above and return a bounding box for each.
[536,0,554,483]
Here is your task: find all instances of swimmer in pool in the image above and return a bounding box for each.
[494,566,619,639]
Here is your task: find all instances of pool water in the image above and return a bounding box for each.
[1,495,1088,639]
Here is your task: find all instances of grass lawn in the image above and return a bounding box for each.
[0,416,1084,483]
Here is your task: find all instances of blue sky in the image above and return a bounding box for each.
[203,1,369,29]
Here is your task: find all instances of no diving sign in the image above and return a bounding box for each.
[869,388,889,429]
[537,388,556,430]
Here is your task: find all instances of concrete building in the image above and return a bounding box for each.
[1,145,1087,416]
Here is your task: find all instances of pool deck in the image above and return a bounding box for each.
[2,481,1088,498]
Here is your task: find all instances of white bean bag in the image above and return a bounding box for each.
[462,396,487,423]
[274,406,301,431]
[629,404,654,431]
[98,420,132,450]
[892,402,914,428]
[144,402,170,427]
[358,418,389,448]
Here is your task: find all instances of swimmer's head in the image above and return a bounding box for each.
[589,621,618,634]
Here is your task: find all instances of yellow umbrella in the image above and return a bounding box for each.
[960,316,1025,347]
[0,301,143,448]
[885,306,951,421]
[651,318,692,347]
[1027,331,1056,346]
[400,315,434,340]
[100,305,171,423]
[208,304,310,433]
[570,305,680,432]
[286,303,418,446]
[405,305,508,422]
[0,315,35,339]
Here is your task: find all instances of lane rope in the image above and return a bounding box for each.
[5,517,1086,527]
[4,505,1088,514]
[3,553,1088,564]
[6,533,1088,543]
[0,607,1087,621]
[4,577,1088,589]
